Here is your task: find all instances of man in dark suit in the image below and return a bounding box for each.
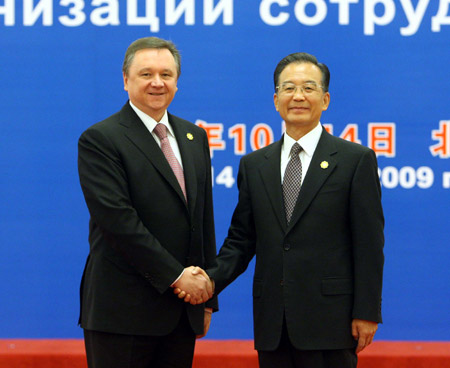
[178,52,384,367]
[78,37,217,368]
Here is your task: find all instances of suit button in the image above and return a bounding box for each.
[191,226,195,232]
[284,244,290,251]
[280,280,284,286]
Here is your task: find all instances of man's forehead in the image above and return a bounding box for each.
[130,48,177,68]
[280,62,321,79]
[133,48,174,61]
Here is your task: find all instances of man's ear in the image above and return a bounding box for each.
[322,91,330,111]
[123,72,128,92]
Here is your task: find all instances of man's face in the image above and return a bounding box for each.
[123,48,178,121]
[274,62,330,134]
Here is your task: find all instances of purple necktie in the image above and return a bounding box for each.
[153,124,187,200]
[283,143,303,224]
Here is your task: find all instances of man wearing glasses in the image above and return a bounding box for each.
[180,52,385,368]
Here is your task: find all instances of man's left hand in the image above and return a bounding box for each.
[351,319,378,353]
[196,308,212,339]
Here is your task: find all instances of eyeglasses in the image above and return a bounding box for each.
[276,82,323,96]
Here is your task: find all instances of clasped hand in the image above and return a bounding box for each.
[172,266,214,305]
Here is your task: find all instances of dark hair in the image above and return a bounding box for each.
[122,37,181,77]
[273,52,330,93]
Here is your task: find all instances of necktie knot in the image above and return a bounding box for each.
[153,123,168,140]
[290,142,302,157]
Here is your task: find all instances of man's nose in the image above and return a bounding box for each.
[293,87,306,100]
[150,75,164,87]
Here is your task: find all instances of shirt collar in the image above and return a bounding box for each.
[128,101,173,137]
[283,123,323,158]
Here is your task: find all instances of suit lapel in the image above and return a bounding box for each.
[258,139,287,232]
[287,129,337,232]
[119,103,188,208]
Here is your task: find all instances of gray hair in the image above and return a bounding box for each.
[122,37,181,77]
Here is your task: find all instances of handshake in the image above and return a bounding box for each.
[172,266,214,305]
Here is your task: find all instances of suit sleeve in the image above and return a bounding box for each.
[208,157,257,295]
[78,127,184,294]
[200,129,219,310]
[350,148,385,323]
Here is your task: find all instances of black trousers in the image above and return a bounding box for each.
[258,320,357,368]
[84,311,196,368]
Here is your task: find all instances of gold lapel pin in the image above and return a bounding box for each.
[320,161,329,169]
[186,133,194,141]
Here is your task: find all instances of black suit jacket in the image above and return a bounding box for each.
[209,128,384,351]
[78,102,217,336]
